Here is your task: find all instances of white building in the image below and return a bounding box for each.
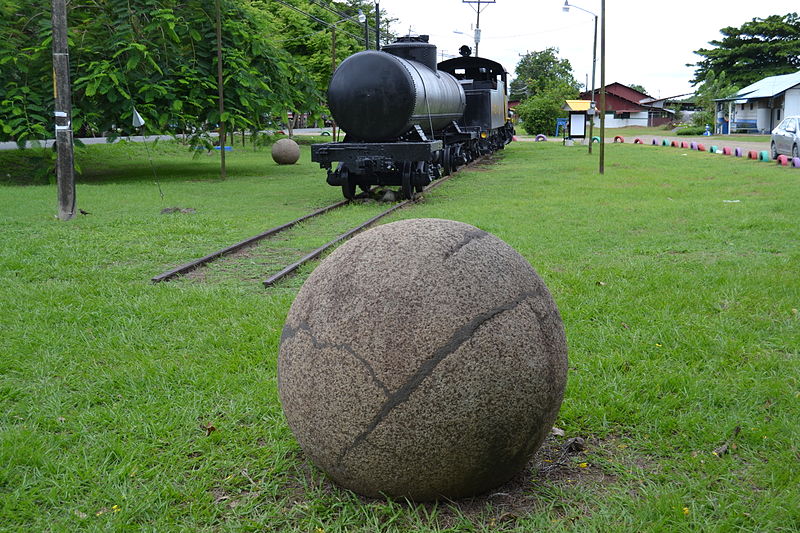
[715,71,800,134]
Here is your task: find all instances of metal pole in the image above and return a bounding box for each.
[215,0,226,179]
[364,16,369,50]
[599,0,605,174]
[331,25,338,142]
[51,0,75,220]
[375,2,380,49]
[588,13,597,155]
[475,0,480,57]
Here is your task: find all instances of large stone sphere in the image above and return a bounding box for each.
[271,138,300,165]
[278,218,568,501]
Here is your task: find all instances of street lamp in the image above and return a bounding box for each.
[562,0,597,155]
[358,9,369,50]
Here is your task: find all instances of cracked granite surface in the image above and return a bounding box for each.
[278,218,568,501]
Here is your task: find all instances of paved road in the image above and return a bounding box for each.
[0,128,328,151]
[515,134,771,154]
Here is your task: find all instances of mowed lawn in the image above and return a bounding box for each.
[1,139,798,531]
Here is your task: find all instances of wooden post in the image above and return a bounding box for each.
[215,0,226,179]
[51,0,75,220]
[599,0,606,174]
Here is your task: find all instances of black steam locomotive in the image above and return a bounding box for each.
[311,35,515,200]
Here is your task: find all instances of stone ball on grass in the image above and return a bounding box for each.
[278,218,568,501]
[271,138,300,165]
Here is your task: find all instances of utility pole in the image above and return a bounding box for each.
[599,0,605,174]
[375,2,380,49]
[215,0,226,179]
[331,25,338,141]
[462,0,495,57]
[51,0,75,220]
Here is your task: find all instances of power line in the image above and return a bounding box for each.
[271,0,366,43]
[307,0,376,33]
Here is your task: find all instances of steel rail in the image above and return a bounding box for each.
[151,199,349,283]
[262,199,410,287]
[261,160,465,287]
[151,153,486,286]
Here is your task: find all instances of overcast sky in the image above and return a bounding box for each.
[376,0,799,99]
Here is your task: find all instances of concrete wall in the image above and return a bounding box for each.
[592,112,648,128]
[785,88,800,117]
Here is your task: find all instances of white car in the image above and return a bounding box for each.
[770,116,800,159]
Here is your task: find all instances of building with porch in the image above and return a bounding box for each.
[715,71,800,134]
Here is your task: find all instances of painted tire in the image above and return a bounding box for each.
[710,145,719,153]
[690,142,698,150]
[614,136,624,143]
[697,143,706,151]
[662,139,670,146]
[722,147,732,155]
[652,139,658,145]
[592,136,601,143]
[777,155,789,166]
[735,147,743,157]
[670,140,679,147]
[680,141,689,149]
[758,150,770,161]
[747,150,758,159]
[792,157,800,168]
[634,138,643,144]
[535,134,547,142]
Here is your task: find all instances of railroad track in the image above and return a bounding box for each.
[151,157,489,287]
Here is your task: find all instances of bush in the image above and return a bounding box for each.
[676,126,707,136]
[517,85,573,136]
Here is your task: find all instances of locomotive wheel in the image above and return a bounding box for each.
[401,161,414,200]
[453,145,465,170]
[414,162,430,193]
[442,146,452,176]
[340,166,356,200]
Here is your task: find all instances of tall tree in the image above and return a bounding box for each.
[690,13,800,87]
[510,47,580,101]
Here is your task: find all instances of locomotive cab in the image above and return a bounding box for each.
[438,57,511,133]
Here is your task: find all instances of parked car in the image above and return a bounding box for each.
[770,116,800,159]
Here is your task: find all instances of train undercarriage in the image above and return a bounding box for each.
[311,122,514,200]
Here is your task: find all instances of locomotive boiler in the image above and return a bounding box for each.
[311,35,515,200]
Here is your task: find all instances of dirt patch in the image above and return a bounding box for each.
[272,431,654,529]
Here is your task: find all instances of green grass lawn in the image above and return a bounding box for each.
[1,140,798,531]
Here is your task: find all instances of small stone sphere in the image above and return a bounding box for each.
[278,218,568,501]
[271,138,300,164]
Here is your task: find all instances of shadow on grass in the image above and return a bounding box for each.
[0,137,324,186]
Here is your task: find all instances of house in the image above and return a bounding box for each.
[578,82,675,128]
[714,71,800,134]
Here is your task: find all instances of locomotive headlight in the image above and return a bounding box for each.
[480,131,488,139]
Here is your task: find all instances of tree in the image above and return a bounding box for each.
[511,48,580,101]
[690,13,800,87]
[628,84,649,96]
[691,70,739,128]
[0,0,382,148]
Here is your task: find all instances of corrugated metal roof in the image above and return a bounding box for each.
[563,100,591,111]
[717,70,800,101]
